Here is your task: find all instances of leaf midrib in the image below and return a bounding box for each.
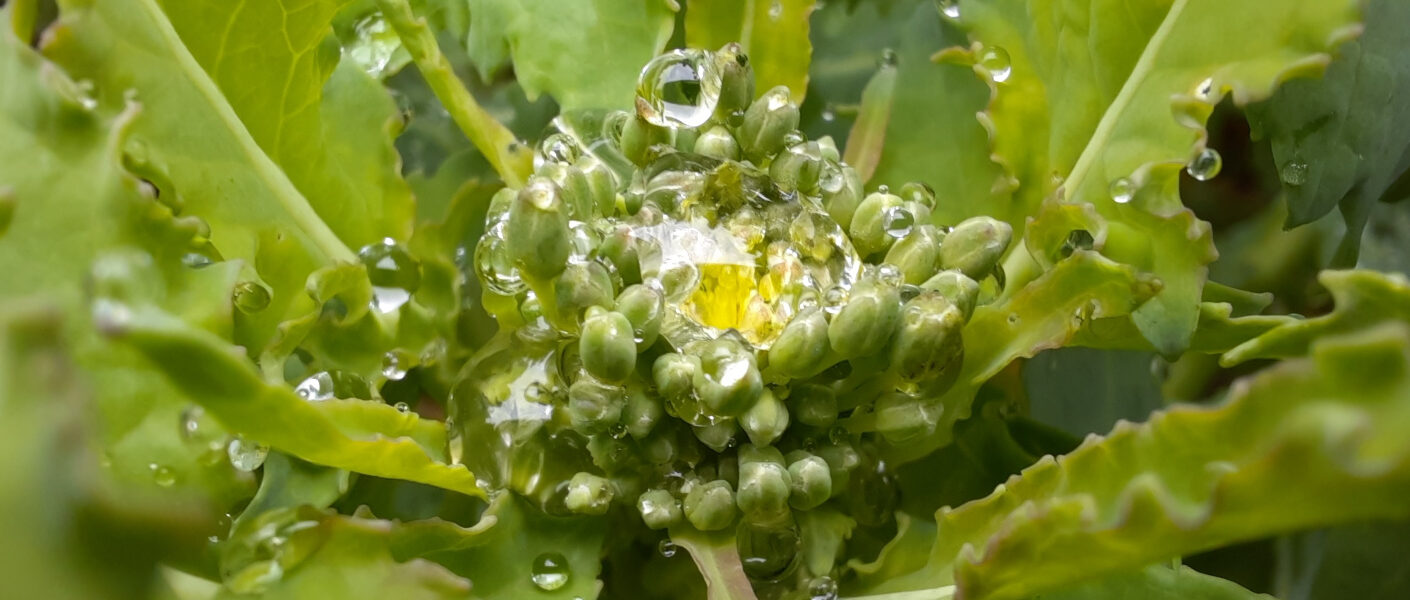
[1062,0,1189,200]
[135,0,356,263]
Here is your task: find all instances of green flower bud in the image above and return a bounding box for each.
[693,420,738,453]
[828,280,902,359]
[884,224,945,285]
[767,310,830,378]
[786,383,837,429]
[892,291,964,383]
[652,352,698,399]
[738,86,799,164]
[506,177,572,280]
[621,114,671,167]
[920,270,980,321]
[598,226,642,286]
[741,389,789,447]
[873,392,939,443]
[714,43,755,123]
[785,453,832,510]
[564,472,614,515]
[815,442,860,498]
[577,156,620,217]
[769,142,822,193]
[673,127,700,153]
[823,165,864,230]
[485,186,516,223]
[736,444,791,520]
[640,428,680,465]
[684,480,737,531]
[588,433,637,472]
[540,162,594,220]
[816,135,840,163]
[692,338,764,417]
[849,190,905,257]
[615,284,664,349]
[694,125,741,160]
[568,378,626,435]
[554,260,615,320]
[637,488,682,530]
[622,380,664,439]
[716,452,740,489]
[940,216,1013,280]
[580,307,637,383]
[898,181,936,210]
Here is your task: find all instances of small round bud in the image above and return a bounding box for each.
[568,378,626,435]
[741,389,789,447]
[587,433,637,472]
[816,136,841,162]
[849,189,906,257]
[815,442,860,498]
[684,480,737,531]
[506,177,572,279]
[786,383,838,428]
[615,283,665,349]
[736,444,791,520]
[580,307,637,383]
[652,353,698,399]
[622,380,664,439]
[769,142,823,193]
[621,114,671,166]
[873,393,938,443]
[738,86,800,163]
[892,292,965,383]
[565,472,614,515]
[540,162,594,220]
[823,165,864,230]
[693,420,738,453]
[577,156,620,217]
[692,339,763,417]
[785,453,832,510]
[920,270,980,321]
[884,224,945,285]
[940,216,1013,280]
[694,125,742,160]
[598,226,642,286]
[714,43,755,123]
[766,310,830,378]
[828,281,902,359]
[554,261,615,319]
[638,489,683,529]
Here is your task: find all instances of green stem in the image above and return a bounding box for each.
[668,526,760,600]
[375,0,533,188]
[841,587,956,600]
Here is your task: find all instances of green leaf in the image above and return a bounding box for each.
[870,323,1410,600]
[1023,347,1164,437]
[42,0,359,354]
[684,0,816,100]
[1247,0,1410,265]
[465,0,677,111]
[1035,565,1271,600]
[1223,270,1410,366]
[101,302,484,498]
[956,0,1362,354]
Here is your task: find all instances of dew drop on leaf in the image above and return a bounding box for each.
[359,238,421,314]
[979,45,1012,82]
[936,0,961,19]
[179,405,205,442]
[657,539,678,558]
[393,401,411,414]
[809,576,840,600]
[232,281,272,314]
[475,224,527,295]
[382,351,407,381]
[294,372,333,402]
[881,206,915,238]
[149,463,177,487]
[768,0,783,20]
[531,552,571,591]
[1186,147,1222,181]
[344,11,406,79]
[636,49,723,128]
[1281,160,1310,186]
[228,437,269,472]
[1109,177,1135,204]
[181,253,214,269]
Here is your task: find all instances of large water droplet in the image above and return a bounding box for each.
[382,351,408,381]
[344,11,406,79]
[1109,177,1135,204]
[768,0,783,19]
[233,281,272,314]
[475,223,527,295]
[636,49,723,128]
[295,372,334,402]
[228,437,269,472]
[809,576,840,600]
[881,206,915,238]
[736,518,801,580]
[358,238,421,314]
[979,45,1012,82]
[535,132,582,170]
[1186,147,1222,181]
[1281,160,1309,186]
[531,552,571,591]
[936,0,961,19]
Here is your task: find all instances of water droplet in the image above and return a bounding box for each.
[475,224,527,295]
[636,49,723,128]
[345,11,405,79]
[879,49,898,67]
[881,206,915,238]
[809,576,840,600]
[382,352,407,381]
[1061,229,1095,258]
[823,286,849,315]
[828,424,849,445]
[181,253,213,269]
[179,405,206,442]
[358,238,420,314]
[228,437,268,472]
[294,372,334,402]
[1109,177,1135,204]
[232,281,271,314]
[1194,77,1218,102]
[535,133,581,169]
[149,463,177,487]
[393,401,411,414]
[1281,160,1309,186]
[658,539,679,558]
[821,104,837,122]
[936,0,961,19]
[1186,147,1222,181]
[531,552,571,591]
[768,0,783,19]
[876,264,903,288]
[737,518,801,579]
[979,45,1012,82]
